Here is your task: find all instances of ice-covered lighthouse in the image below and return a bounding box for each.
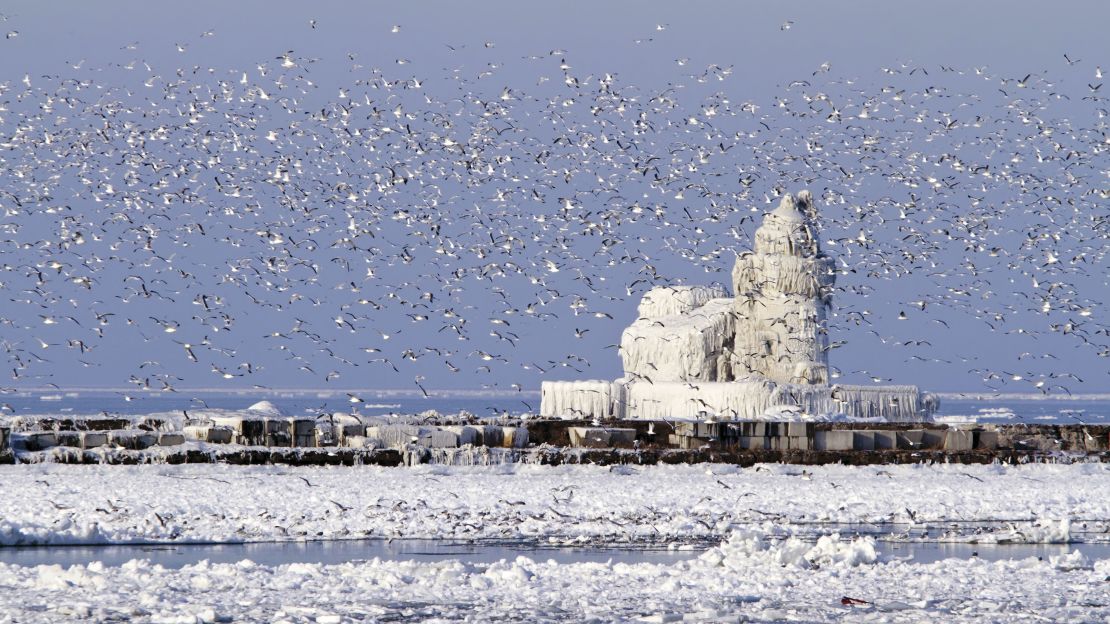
[540,191,937,422]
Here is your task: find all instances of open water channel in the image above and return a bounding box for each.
[2,536,1107,570]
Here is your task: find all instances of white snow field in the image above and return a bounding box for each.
[2,462,1110,622]
[1,462,1108,546]
[0,535,1108,622]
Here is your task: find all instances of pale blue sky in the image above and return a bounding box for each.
[0,1,1106,395]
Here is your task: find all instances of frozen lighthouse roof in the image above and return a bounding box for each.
[540,190,937,423]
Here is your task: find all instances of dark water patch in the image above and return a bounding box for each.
[0,538,701,569]
[2,536,1109,569]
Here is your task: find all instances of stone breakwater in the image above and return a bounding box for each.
[1,412,1107,466]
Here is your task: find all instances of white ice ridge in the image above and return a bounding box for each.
[540,379,932,422]
[1,532,1106,622]
[541,190,937,422]
[0,463,1106,546]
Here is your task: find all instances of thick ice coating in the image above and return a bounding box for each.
[541,190,936,422]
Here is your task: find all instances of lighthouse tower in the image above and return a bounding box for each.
[730,191,836,385]
[539,189,935,423]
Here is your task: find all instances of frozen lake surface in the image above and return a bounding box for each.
[2,463,1107,547]
[1,458,1107,622]
[1,533,1106,623]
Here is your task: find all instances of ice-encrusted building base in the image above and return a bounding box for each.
[540,378,936,422]
[540,191,937,423]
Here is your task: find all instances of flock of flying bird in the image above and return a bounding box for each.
[0,20,1106,403]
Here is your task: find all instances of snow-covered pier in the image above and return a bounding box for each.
[2,409,1107,467]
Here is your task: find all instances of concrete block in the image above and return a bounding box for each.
[975,430,999,450]
[739,422,766,437]
[184,425,234,444]
[696,422,721,438]
[740,436,767,450]
[109,431,157,450]
[873,431,897,450]
[674,421,697,437]
[475,425,503,447]
[211,427,231,443]
[944,430,973,451]
[264,419,292,446]
[342,435,379,449]
[679,436,711,450]
[81,432,109,448]
[444,426,480,446]
[265,418,291,435]
[921,429,946,449]
[788,436,810,450]
[787,422,813,438]
[158,433,186,446]
[570,427,609,448]
[27,432,58,450]
[236,419,266,446]
[368,424,423,448]
[897,430,924,449]
[56,432,82,447]
[723,422,746,439]
[183,425,206,441]
[502,426,529,448]
[423,429,459,448]
[815,430,854,451]
[337,423,365,441]
[612,428,636,447]
[853,431,876,451]
[292,419,316,436]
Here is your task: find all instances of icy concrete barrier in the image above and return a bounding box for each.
[443,426,480,446]
[183,425,234,444]
[24,432,58,451]
[476,425,506,446]
[364,424,528,451]
[56,432,109,449]
[539,380,622,420]
[205,416,320,447]
[314,414,366,447]
[568,427,636,448]
[427,446,518,466]
[108,431,158,450]
[366,425,459,449]
[340,435,382,449]
[210,416,266,446]
[368,425,428,449]
[295,420,318,447]
[502,426,529,448]
[265,419,292,447]
[815,430,854,451]
[945,430,974,451]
